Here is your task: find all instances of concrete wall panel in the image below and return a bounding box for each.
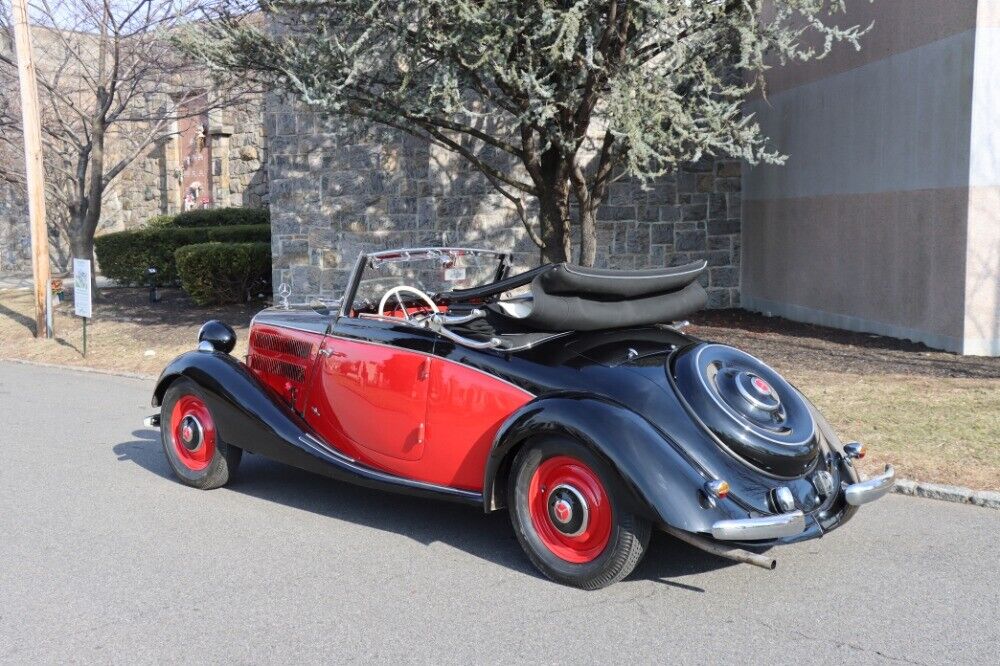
[745,30,975,201]
[743,188,969,351]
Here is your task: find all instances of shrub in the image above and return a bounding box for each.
[170,207,270,228]
[175,242,272,305]
[145,214,176,228]
[95,224,271,286]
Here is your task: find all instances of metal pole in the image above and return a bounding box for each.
[82,317,87,357]
[11,0,52,338]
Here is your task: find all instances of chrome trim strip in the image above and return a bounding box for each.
[711,510,806,541]
[367,246,502,260]
[843,464,895,506]
[297,433,482,501]
[298,433,355,464]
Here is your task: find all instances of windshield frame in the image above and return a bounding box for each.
[338,247,511,318]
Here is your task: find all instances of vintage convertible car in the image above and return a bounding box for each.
[145,246,895,589]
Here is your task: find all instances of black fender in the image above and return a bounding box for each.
[483,394,747,533]
[151,350,482,505]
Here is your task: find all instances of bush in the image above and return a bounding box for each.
[95,224,271,286]
[175,242,272,305]
[145,214,176,228]
[170,207,270,228]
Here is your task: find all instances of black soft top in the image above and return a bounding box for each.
[445,260,708,332]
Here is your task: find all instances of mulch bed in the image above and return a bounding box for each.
[688,309,1000,379]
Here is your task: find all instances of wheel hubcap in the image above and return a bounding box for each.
[528,456,612,564]
[547,484,588,537]
[170,395,216,471]
[179,415,203,451]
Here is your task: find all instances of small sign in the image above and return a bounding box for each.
[443,266,466,282]
[73,258,92,318]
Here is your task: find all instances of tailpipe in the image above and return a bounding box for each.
[663,525,777,570]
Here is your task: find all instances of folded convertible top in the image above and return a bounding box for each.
[488,260,708,332]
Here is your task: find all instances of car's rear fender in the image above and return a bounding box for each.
[483,394,746,533]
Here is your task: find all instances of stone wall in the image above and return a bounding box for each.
[0,97,267,273]
[0,179,29,272]
[267,101,743,307]
[95,98,269,236]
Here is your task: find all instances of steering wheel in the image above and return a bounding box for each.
[378,285,440,321]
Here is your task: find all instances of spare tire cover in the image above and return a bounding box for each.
[671,343,819,477]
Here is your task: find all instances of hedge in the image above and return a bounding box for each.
[170,207,270,228]
[175,242,272,305]
[94,224,271,286]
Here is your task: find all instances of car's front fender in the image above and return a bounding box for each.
[483,393,746,533]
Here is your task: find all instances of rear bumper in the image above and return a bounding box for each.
[711,510,806,541]
[710,464,896,541]
[844,464,895,506]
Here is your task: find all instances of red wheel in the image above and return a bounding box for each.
[169,395,216,472]
[509,437,650,589]
[160,378,241,489]
[527,456,612,563]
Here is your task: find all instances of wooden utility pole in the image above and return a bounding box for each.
[11,0,51,338]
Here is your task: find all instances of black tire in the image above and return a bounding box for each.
[160,378,241,490]
[508,436,651,590]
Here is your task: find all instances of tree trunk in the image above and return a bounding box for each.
[579,204,597,267]
[537,147,573,265]
[74,121,105,296]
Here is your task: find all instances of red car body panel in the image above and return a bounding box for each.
[249,325,533,491]
[307,337,430,463]
[246,325,323,413]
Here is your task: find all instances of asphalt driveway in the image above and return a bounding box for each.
[1,361,997,664]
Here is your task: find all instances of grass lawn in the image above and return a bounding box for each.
[2,287,998,490]
[0,287,254,376]
[793,371,1000,490]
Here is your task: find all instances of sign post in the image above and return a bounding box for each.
[73,258,92,356]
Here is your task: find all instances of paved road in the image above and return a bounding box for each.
[1,361,998,664]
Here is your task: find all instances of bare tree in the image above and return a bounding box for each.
[0,0,249,280]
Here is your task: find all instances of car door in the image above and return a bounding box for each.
[305,317,432,466]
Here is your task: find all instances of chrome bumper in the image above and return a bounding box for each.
[843,464,895,506]
[711,510,806,541]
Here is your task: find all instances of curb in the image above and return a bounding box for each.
[893,478,1000,510]
[0,357,156,381]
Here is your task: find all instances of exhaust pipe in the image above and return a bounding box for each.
[662,525,777,570]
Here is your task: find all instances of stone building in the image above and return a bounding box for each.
[0,24,268,273]
[0,179,29,271]
[265,102,743,309]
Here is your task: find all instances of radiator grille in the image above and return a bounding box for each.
[247,353,306,383]
[250,330,314,358]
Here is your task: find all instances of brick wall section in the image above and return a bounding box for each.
[267,100,743,307]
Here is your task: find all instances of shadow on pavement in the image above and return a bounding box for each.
[114,429,737,588]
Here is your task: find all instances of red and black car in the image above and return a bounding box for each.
[146,247,895,589]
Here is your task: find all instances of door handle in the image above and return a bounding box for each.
[319,348,346,358]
